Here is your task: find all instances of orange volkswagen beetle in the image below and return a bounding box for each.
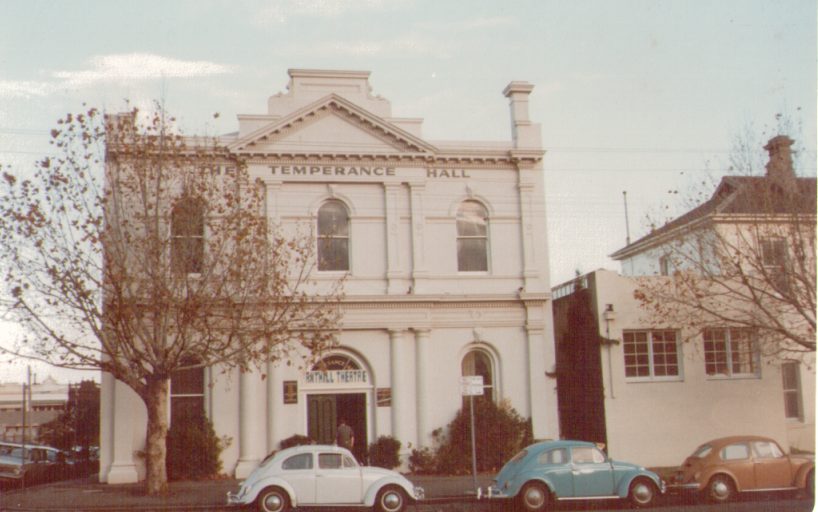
[673,435,814,503]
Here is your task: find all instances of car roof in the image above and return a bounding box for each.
[526,440,598,452]
[697,435,777,448]
[277,444,350,457]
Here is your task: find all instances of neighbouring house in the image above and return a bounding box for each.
[552,136,815,468]
[100,69,559,484]
[0,375,68,443]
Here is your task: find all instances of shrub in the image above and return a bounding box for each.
[367,436,401,469]
[408,446,437,474]
[433,398,531,474]
[166,411,224,480]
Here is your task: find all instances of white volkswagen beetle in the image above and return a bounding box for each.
[227,444,424,512]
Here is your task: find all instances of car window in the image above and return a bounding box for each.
[342,455,357,468]
[319,453,343,469]
[691,444,712,458]
[282,453,313,470]
[571,447,606,464]
[538,448,568,465]
[721,443,750,461]
[752,441,784,459]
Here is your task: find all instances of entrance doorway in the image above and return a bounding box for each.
[307,393,367,462]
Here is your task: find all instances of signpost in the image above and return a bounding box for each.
[460,375,483,493]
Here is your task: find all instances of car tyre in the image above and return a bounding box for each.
[256,486,290,512]
[374,485,408,512]
[518,481,549,511]
[628,477,657,507]
[706,474,735,503]
[806,470,814,498]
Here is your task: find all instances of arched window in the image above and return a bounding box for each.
[317,200,349,271]
[171,196,204,274]
[456,201,488,272]
[462,349,494,401]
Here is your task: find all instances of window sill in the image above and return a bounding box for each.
[705,374,761,381]
[624,377,684,384]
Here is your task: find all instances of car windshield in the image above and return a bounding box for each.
[691,444,712,458]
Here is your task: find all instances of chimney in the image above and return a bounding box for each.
[503,81,541,149]
[764,135,796,184]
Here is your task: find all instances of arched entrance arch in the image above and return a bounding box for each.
[303,351,373,461]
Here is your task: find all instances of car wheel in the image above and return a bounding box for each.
[518,481,549,511]
[706,474,735,503]
[628,478,657,507]
[374,485,407,512]
[256,486,290,512]
[807,470,814,497]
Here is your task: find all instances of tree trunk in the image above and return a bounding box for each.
[144,377,170,494]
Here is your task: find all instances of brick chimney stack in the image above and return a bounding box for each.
[764,135,796,184]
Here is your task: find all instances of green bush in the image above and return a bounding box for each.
[432,398,531,474]
[166,411,224,480]
[367,436,401,469]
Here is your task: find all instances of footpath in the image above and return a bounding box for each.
[0,474,498,512]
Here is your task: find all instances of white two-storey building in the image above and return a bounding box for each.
[100,69,559,483]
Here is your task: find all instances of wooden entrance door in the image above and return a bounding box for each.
[308,395,337,445]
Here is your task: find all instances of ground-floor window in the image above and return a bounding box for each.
[462,349,495,401]
[170,364,205,425]
[622,329,681,379]
[781,361,803,420]
[703,327,759,378]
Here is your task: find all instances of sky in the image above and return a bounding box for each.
[0,0,815,382]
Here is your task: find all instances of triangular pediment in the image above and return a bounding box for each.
[228,94,437,157]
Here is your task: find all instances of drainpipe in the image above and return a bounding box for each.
[602,305,616,399]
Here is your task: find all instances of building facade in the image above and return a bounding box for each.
[552,137,815,467]
[99,69,559,483]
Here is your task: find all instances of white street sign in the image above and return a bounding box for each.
[461,375,484,396]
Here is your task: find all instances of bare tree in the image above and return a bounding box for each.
[631,135,815,361]
[0,105,343,493]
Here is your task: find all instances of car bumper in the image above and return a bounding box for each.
[413,486,426,500]
[226,487,248,506]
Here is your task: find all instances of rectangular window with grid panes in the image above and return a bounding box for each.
[623,329,681,380]
[703,327,759,378]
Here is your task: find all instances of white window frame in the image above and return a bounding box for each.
[781,361,803,421]
[622,329,683,381]
[703,327,760,379]
[456,200,490,273]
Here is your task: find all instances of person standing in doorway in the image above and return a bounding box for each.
[336,418,354,451]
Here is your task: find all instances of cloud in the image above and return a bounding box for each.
[53,53,233,87]
[417,16,517,32]
[0,80,54,99]
[0,54,233,99]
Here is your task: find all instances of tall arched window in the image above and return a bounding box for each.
[171,196,204,274]
[456,201,488,272]
[317,200,349,271]
[462,349,494,402]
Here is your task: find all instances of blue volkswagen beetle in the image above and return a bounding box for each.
[490,440,665,510]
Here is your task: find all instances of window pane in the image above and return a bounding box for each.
[722,444,750,460]
[456,202,487,237]
[171,366,204,395]
[319,453,342,469]
[283,453,313,470]
[318,201,349,236]
[457,239,487,271]
[318,239,349,271]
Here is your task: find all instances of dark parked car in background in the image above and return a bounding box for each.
[0,442,70,485]
[672,435,814,502]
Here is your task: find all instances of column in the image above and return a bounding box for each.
[414,329,431,447]
[384,183,402,294]
[517,178,541,292]
[235,369,265,478]
[389,329,415,451]
[264,180,282,223]
[266,360,278,453]
[104,377,139,484]
[408,182,428,293]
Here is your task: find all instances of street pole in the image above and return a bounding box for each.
[469,395,477,492]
